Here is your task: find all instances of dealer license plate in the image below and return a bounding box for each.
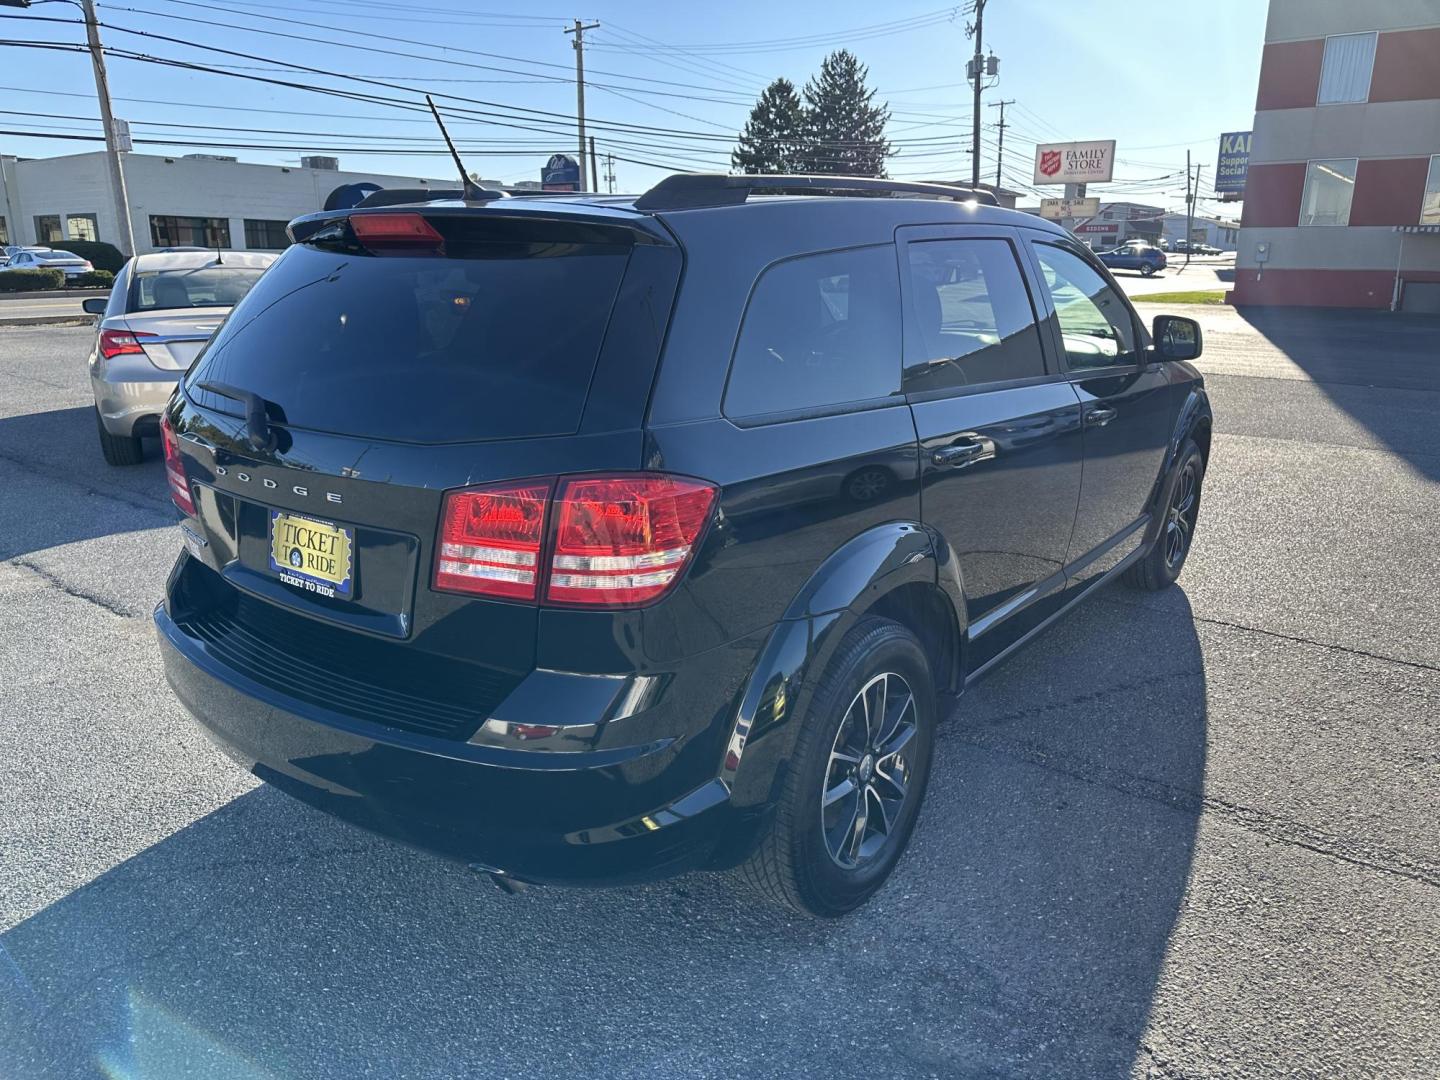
[269,511,354,598]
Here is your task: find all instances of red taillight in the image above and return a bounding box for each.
[546,475,717,607]
[435,480,552,600]
[160,413,195,515]
[350,212,445,255]
[432,474,717,607]
[98,328,155,360]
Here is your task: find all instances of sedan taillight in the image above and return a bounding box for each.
[160,413,195,516]
[98,328,155,360]
[433,474,717,608]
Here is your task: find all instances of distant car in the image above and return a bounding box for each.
[1156,238,1171,251]
[1097,243,1167,276]
[1193,243,1222,256]
[84,250,277,465]
[1,247,92,282]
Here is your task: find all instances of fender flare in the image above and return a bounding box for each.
[1142,385,1213,547]
[717,522,958,813]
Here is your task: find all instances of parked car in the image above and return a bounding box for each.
[1171,239,1192,254]
[1193,243,1222,256]
[84,250,277,465]
[1,247,92,282]
[1097,243,1167,276]
[154,176,1211,916]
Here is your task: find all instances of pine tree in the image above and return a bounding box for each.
[732,78,806,174]
[799,50,892,177]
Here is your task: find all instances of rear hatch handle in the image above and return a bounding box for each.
[196,381,277,452]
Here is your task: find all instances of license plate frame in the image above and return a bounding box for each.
[268,510,355,599]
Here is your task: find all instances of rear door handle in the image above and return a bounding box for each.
[1086,405,1117,427]
[932,436,995,468]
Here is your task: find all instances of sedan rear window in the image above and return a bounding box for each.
[185,220,632,444]
[131,267,267,312]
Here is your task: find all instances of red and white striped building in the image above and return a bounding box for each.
[1232,1,1440,311]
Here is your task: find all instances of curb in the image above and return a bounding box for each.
[0,316,93,328]
[0,288,109,300]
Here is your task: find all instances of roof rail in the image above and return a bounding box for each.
[632,173,997,212]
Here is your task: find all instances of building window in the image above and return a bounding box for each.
[1299,158,1358,226]
[1422,155,1440,226]
[66,213,98,242]
[243,218,291,250]
[34,215,62,244]
[149,215,231,249]
[1317,32,1377,105]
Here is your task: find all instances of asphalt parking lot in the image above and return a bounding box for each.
[1,315,1436,1079]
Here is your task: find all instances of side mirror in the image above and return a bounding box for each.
[1152,314,1202,361]
[82,297,108,315]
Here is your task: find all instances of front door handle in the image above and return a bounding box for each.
[1086,405,1118,427]
[932,436,995,468]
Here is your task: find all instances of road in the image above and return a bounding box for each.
[0,294,96,324]
[1111,252,1235,296]
[0,319,1436,1079]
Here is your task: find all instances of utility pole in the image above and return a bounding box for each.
[565,19,600,191]
[966,0,986,188]
[989,99,1014,190]
[588,136,599,197]
[1183,149,1193,272]
[81,0,135,255]
[604,153,616,194]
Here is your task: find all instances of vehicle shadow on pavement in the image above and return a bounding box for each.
[0,591,1206,1080]
[0,406,173,562]
[1232,306,1440,483]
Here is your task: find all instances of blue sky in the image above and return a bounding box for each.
[1,0,1265,216]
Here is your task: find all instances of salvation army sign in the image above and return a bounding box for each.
[1032,140,1116,185]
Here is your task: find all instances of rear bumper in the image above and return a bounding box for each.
[155,603,747,886]
[91,354,179,436]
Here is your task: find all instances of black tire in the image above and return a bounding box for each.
[95,407,144,466]
[1140,262,1156,277]
[739,617,935,917]
[1124,438,1204,591]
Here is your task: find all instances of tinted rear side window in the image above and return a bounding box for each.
[724,244,901,420]
[186,224,630,443]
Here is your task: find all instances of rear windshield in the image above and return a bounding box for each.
[131,267,267,312]
[185,220,631,444]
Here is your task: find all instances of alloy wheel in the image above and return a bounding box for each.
[821,671,917,869]
[1164,459,1199,568]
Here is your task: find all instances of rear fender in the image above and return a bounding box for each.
[717,523,943,815]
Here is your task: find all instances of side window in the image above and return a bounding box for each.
[901,237,1047,392]
[1032,242,1139,370]
[725,245,901,420]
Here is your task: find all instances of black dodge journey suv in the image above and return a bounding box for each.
[156,174,1211,916]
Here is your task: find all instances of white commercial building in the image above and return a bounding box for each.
[0,151,504,255]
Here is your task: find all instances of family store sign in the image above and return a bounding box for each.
[1032,140,1116,185]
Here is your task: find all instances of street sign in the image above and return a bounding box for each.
[1033,140,1115,185]
[542,153,581,191]
[1215,131,1252,194]
[1039,196,1100,220]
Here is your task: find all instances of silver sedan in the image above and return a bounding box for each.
[85,250,277,465]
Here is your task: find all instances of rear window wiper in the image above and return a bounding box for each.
[197,381,278,452]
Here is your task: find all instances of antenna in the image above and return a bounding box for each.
[426,94,486,201]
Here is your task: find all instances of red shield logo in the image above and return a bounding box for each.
[1039,150,1062,177]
